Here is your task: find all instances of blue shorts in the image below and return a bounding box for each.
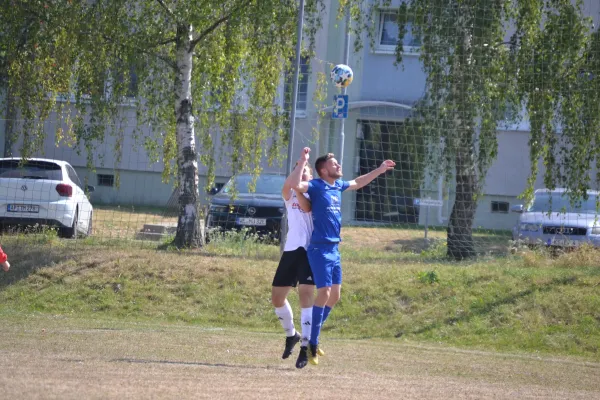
[307,243,342,289]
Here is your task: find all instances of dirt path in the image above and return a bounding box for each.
[1,315,598,399]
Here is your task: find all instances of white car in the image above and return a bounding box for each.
[0,158,94,238]
[511,188,600,248]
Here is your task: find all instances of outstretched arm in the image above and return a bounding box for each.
[346,160,396,191]
[282,160,307,200]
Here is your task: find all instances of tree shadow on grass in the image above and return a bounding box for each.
[407,276,578,337]
[0,239,85,290]
[111,357,289,371]
[388,236,510,255]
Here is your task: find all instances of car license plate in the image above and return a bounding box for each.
[7,204,39,213]
[550,238,578,247]
[236,217,266,226]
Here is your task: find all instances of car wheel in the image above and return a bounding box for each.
[59,208,78,239]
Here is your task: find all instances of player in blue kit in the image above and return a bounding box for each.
[291,147,395,365]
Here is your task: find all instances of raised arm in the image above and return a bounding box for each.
[282,160,307,200]
[286,147,311,194]
[346,160,396,191]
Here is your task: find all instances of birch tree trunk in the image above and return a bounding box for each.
[447,145,477,259]
[446,11,477,259]
[173,24,203,248]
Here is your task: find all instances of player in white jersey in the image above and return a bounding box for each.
[272,162,319,369]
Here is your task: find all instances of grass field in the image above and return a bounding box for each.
[0,231,598,359]
[0,207,598,398]
[1,314,599,399]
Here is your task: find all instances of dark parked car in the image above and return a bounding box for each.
[205,173,286,238]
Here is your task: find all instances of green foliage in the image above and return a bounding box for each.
[0,0,328,247]
[420,238,447,259]
[417,269,439,284]
[346,0,599,257]
[0,0,325,198]
[514,0,600,205]
[347,0,598,197]
[3,1,599,249]
[205,227,280,259]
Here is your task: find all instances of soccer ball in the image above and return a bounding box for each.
[330,64,354,88]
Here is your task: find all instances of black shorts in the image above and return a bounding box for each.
[272,247,315,287]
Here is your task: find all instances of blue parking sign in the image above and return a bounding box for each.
[332,95,348,119]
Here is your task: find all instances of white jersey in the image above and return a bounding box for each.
[283,190,313,252]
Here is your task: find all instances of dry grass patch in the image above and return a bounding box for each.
[1,314,599,400]
[92,206,177,240]
[341,225,510,255]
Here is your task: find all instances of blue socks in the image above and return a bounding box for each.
[322,306,332,324]
[309,306,324,346]
[309,305,333,346]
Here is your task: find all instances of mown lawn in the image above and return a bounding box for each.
[0,230,598,360]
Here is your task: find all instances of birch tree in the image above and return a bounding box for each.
[0,0,324,247]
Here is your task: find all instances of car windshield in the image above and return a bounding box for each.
[0,160,63,180]
[528,192,599,214]
[221,174,285,195]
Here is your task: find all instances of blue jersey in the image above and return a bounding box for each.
[307,178,350,243]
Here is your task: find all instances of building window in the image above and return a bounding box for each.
[284,56,310,116]
[491,201,509,213]
[376,11,421,55]
[97,174,115,187]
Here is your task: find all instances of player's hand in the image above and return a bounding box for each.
[1,261,10,272]
[378,160,395,173]
[299,147,310,163]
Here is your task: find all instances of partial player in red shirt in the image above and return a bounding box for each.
[0,246,10,272]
